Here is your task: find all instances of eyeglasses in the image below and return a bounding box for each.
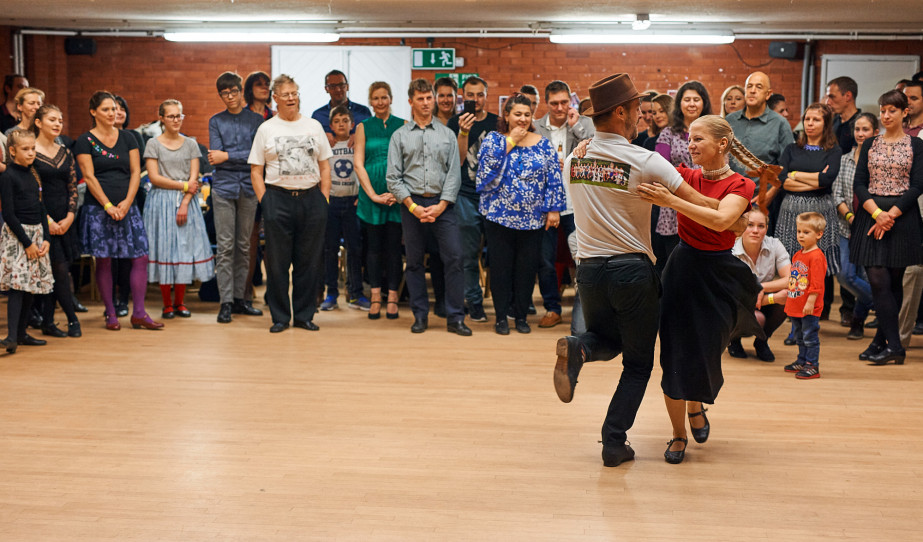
[163,114,185,121]
[325,83,347,90]
[276,92,300,100]
[219,88,241,99]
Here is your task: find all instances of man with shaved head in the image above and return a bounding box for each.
[726,71,794,232]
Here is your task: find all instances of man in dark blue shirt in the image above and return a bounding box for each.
[311,70,371,148]
[207,71,266,324]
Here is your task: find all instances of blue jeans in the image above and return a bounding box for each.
[454,196,485,307]
[791,315,820,366]
[538,213,576,314]
[837,235,873,319]
[324,195,363,300]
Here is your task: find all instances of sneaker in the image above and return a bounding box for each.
[320,295,338,311]
[784,362,803,373]
[795,365,820,379]
[347,296,371,311]
[468,303,488,322]
[783,334,797,346]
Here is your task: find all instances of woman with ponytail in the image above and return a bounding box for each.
[637,115,765,465]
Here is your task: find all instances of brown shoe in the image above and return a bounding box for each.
[539,311,562,328]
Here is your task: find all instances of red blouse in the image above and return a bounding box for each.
[676,167,755,251]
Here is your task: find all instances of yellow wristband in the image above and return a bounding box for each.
[506,136,516,148]
[845,212,855,221]
[183,181,189,193]
[459,131,469,137]
[409,203,418,213]
[872,208,883,219]
[767,293,774,305]
[104,202,114,210]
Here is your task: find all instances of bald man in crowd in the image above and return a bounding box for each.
[726,71,793,234]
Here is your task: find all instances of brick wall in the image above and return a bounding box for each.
[16,34,923,145]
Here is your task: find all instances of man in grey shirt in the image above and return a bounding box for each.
[387,79,471,336]
[533,79,595,328]
[726,72,793,200]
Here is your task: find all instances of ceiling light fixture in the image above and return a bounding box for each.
[550,31,734,45]
[631,14,651,31]
[163,31,340,43]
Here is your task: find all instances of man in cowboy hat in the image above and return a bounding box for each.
[552,73,720,466]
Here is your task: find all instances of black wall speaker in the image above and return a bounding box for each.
[65,37,97,56]
[768,41,798,59]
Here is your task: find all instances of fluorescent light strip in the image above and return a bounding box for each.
[550,33,734,45]
[164,32,339,43]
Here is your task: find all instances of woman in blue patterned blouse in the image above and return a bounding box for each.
[476,94,565,335]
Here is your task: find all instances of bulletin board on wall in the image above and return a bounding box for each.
[819,55,920,113]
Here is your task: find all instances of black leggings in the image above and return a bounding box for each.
[363,221,403,291]
[6,290,34,342]
[39,259,78,326]
[865,266,905,349]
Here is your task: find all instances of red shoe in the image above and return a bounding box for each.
[106,315,121,331]
[130,314,164,330]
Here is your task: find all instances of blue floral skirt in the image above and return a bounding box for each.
[143,188,215,284]
[79,203,149,259]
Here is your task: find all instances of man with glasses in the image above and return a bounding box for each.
[311,70,371,148]
[208,71,266,324]
[249,74,333,334]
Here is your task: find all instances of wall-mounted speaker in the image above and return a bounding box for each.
[65,37,97,56]
[768,41,798,59]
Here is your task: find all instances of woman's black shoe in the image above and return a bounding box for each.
[72,296,88,313]
[664,437,688,464]
[2,338,16,353]
[41,324,68,338]
[116,302,130,318]
[514,318,531,334]
[67,321,82,338]
[727,338,747,358]
[868,347,906,365]
[495,319,510,335]
[859,342,885,361]
[688,408,710,443]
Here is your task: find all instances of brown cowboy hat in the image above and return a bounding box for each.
[583,73,646,117]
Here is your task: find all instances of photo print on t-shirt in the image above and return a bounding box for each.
[569,158,630,190]
[275,135,318,179]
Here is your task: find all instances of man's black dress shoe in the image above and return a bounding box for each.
[41,324,68,338]
[868,346,905,365]
[269,322,289,333]
[2,338,16,353]
[294,320,319,331]
[217,302,233,324]
[446,321,472,336]
[411,318,428,334]
[233,298,263,316]
[17,334,47,346]
[602,443,635,467]
[554,336,585,403]
[115,303,130,318]
[72,297,88,313]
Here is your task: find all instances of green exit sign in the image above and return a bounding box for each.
[412,48,455,69]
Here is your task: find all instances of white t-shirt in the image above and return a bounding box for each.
[545,117,573,216]
[329,140,358,197]
[567,132,683,261]
[248,115,333,190]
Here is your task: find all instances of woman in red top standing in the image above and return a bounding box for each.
[639,115,767,465]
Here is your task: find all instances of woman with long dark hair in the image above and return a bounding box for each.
[653,81,712,272]
[850,90,923,365]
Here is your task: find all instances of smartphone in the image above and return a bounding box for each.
[463,100,476,116]
[569,92,580,110]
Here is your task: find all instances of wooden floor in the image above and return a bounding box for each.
[0,289,921,541]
